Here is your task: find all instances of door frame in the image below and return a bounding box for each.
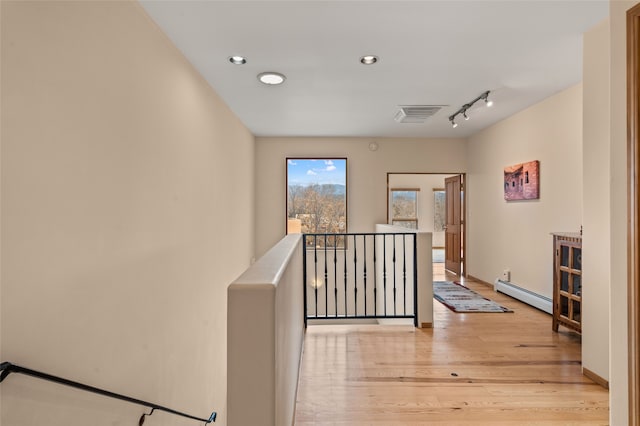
[444,174,463,276]
[386,172,466,275]
[627,4,640,424]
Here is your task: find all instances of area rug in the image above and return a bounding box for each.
[433,281,513,313]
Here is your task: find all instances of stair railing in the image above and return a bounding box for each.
[0,361,217,425]
[303,232,418,327]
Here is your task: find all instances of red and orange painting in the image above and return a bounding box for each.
[504,160,539,201]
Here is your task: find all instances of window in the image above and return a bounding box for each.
[287,158,347,245]
[433,189,445,231]
[390,189,419,229]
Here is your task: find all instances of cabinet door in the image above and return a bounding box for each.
[555,239,582,330]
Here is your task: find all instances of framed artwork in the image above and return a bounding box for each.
[504,160,539,201]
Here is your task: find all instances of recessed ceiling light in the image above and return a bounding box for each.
[229,55,247,65]
[258,72,286,85]
[360,55,378,65]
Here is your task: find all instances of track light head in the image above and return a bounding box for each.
[450,118,458,128]
[483,91,493,107]
[463,110,469,120]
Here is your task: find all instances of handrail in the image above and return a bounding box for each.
[0,361,216,424]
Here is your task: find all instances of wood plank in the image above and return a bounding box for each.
[295,270,609,424]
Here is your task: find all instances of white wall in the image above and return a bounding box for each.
[1,2,254,425]
[388,174,455,247]
[466,85,583,298]
[609,1,636,423]
[255,137,467,258]
[303,231,427,324]
[375,224,433,328]
[582,17,611,386]
[304,238,381,319]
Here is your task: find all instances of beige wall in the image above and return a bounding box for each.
[0,1,633,425]
[466,85,583,298]
[609,1,636,423]
[227,234,303,426]
[1,2,254,425]
[255,137,467,257]
[583,17,611,388]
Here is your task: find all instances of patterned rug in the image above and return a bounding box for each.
[433,281,513,313]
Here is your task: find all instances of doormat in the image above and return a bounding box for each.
[433,281,513,313]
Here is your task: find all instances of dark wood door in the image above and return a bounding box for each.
[627,4,640,423]
[445,175,462,275]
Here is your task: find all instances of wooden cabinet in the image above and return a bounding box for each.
[552,233,582,333]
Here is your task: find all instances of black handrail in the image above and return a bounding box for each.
[0,362,216,424]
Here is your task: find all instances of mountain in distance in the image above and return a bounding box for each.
[323,184,346,196]
[289,183,346,196]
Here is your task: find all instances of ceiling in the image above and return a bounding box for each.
[140,1,608,138]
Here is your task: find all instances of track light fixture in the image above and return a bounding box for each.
[448,90,493,128]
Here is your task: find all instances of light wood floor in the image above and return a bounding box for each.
[294,265,609,425]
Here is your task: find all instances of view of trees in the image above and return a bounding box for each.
[391,192,417,218]
[288,184,346,233]
[287,158,347,247]
[390,190,418,229]
[288,184,346,247]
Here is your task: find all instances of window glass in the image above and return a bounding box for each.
[433,189,445,231]
[287,158,347,241]
[390,189,418,229]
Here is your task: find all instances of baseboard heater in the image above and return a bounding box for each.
[493,279,552,314]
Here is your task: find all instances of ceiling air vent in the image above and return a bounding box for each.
[394,105,444,123]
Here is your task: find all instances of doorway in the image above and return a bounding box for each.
[444,174,463,276]
[386,173,466,278]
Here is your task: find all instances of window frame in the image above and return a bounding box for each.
[286,157,348,243]
[389,188,419,230]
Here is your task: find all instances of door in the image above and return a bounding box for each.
[445,175,462,275]
[628,4,640,424]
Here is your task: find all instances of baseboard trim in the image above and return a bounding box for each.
[583,367,609,389]
[465,274,493,288]
[493,279,553,315]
